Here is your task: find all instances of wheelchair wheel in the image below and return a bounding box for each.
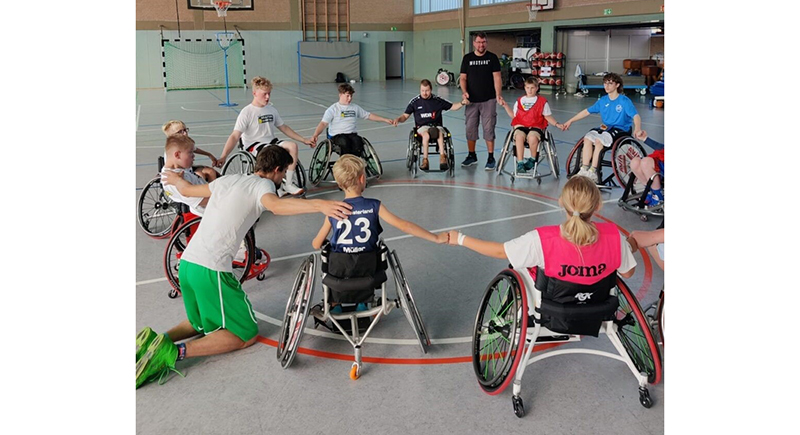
[388,251,430,354]
[164,216,255,296]
[496,131,513,174]
[292,160,307,190]
[362,138,383,178]
[510,73,525,90]
[610,137,647,188]
[308,139,331,186]
[565,139,584,177]
[472,269,528,395]
[406,131,416,170]
[655,291,664,345]
[137,177,177,238]
[277,254,316,369]
[545,132,560,179]
[614,278,663,385]
[221,150,255,176]
[445,135,456,177]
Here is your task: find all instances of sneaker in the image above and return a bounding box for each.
[587,170,598,183]
[484,157,496,171]
[645,189,664,206]
[234,242,247,263]
[136,334,182,389]
[516,161,528,174]
[254,248,269,265]
[330,305,343,314]
[461,154,478,167]
[420,157,429,171]
[276,186,287,198]
[356,303,368,312]
[282,182,305,196]
[136,327,157,362]
[439,154,449,171]
[524,157,536,171]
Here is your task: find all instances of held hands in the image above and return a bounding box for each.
[320,200,353,221]
[626,234,640,253]
[446,230,461,246]
[496,95,505,106]
[461,98,470,106]
[304,137,316,148]
[310,135,319,145]
[214,156,226,168]
[462,92,470,102]
[554,122,567,131]
[435,232,450,244]
[208,155,219,167]
[562,120,573,131]
[635,129,647,141]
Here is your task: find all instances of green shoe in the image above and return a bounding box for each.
[136,334,183,389]
[135,327,157,362]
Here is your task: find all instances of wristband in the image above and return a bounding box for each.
[457,232,466,246]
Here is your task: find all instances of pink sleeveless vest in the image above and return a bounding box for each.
[534,223,621,285]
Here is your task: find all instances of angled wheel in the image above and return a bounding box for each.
[406,131,416,170]
[611,137,647,188]
[293,160,307,190]
[655,291,664,346]
[446,136,455,177]
[496,131,513,174]
[545,132,560,179]
[221,150,255,176]
[277,254,317,369]
[614,278,663,385]
[362,138,383,177]
[388,251,430,354]
[308,139,331,186]
[565,139,583,177]
[137,177,178,238]
[472,269,528,395]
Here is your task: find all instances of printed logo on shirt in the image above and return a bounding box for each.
[615,105,623,113]
[557,263,607,278]
[521,102,534,110]
[258,114,274,124]
[419,111,437,119]
[574,292,594,302]
[469,60,491,66]
[339,110,357,118]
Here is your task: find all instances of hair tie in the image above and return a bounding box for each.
[572,210,580,217]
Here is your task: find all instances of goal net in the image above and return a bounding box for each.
[162,39,245,91]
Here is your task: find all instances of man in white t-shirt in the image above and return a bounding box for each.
[136,145,353,389]
[310,83,396,156]
[218,76,314,195]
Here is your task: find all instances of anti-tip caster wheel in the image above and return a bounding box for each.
[257,272,266,281]
[512,396,525,418]
[349,364,361,380]
[639,387,653,408]
[536,177,542,185]
[168,289,179,299]
[640,214,649,222]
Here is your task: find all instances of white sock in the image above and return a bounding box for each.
[285,169,296,186]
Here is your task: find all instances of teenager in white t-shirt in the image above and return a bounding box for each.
[160,134,210,216]
[137,146,353,389]
[218,76,314,195]
[310,83,396,157]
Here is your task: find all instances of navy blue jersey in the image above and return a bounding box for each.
[405,94,453,127]
[329,197,383,254]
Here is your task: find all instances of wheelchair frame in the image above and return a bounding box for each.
[472,268,662,418]
[277,240,430,379]
[162,215,270,299]
[137,175,179,238]
[618,172,665,222]
[565,135,647,189]
[220,140,307,194]
[496,127,560,184]
[405,126,455,178]
[307,135,383,187]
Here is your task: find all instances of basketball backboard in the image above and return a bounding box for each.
[187,0,253,10]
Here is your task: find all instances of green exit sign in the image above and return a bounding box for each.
[604,8,612,15]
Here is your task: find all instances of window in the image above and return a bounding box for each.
[470,0,523,6]
[442,43,453,64]
[415,0,460,14]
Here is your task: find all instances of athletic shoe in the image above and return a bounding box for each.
[283,182,305,196]
[461,154,478,167]
[420,157,429,171]
[516,161,528,174]
[276,186,287,198]
[484,157,496,171]
[136,334,182,389]
[439,154,449,171]
[645,189,664,206]
[255,248,269,265]
[136,327,157,362]
[356,303,369,312]
[524,157,536,171]
[587,170,598,183]
[234,242,247,263]
[330,305,343,314]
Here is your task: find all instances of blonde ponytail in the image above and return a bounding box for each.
[559,176,602,246]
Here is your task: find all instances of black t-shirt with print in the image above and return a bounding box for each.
[459,51,501,103]
[404,94,453,127]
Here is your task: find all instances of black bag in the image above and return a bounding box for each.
[335,72,346,83]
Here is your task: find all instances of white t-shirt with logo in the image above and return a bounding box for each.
[512,96,553,117]
[503,228,636,274]
[322,103,370,136]
[234,103,285,146]
[181,174,277,272]
[160,168,208,216]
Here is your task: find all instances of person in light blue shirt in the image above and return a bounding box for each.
[563,73,642,183]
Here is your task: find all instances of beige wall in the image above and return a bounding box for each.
[137,0,292,30]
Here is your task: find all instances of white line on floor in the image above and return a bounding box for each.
[294,96,328,108]
[136,104,141,132]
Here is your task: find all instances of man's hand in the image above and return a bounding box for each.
[627,234,640,253]
[319,200,353,221]
[496,95,505,106]
[461,98,470,106]
[462,92,470,101]
[161,169,184,186]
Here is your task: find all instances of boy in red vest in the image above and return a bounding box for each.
[499,77,565,174]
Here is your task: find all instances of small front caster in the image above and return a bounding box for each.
[168,289,179,299]
[257,272,266,281]
[512,395,525,418]
[640,214,649,222]
[639,387,653,408]
[349,363,361,380]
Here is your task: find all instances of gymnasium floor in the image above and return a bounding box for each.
[135,80,664,434]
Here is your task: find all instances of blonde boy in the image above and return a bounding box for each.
[162,120,219,182]
[161,134,210,216]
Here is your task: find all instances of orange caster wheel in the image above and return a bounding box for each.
[349,364,360,380]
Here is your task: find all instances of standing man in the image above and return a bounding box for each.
[459,32,505,170]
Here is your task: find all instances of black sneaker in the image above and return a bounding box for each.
[461,154,478,167]
[484,157,496,171]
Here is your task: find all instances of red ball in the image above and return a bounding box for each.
[555,78,563,85]
[556,61,562,68]
[557,52,564,59]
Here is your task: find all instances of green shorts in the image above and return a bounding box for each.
[178,260,259,342]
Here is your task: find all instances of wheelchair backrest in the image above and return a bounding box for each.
[321,240,388,279]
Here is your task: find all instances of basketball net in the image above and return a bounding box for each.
[527,5,541,22]
[214,1,231,17]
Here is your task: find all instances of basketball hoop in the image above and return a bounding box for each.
[527,4,542,22]
[213,1,231,17]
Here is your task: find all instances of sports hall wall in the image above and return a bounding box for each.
[136,0,663,89]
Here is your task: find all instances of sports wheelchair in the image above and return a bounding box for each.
[496,127,560,184]
[565,133,646,189]
[618,172,665,221]
[277,240,430,379]
[162,211,270,300]
[137,157,180,238]
[406,125,455,178]
[472,267,662,418]
[307,133,383,186]
[220,139,307,193]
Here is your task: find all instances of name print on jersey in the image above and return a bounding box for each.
[339,110,357,118]
[557,263,607,278]
[258,114,274,124]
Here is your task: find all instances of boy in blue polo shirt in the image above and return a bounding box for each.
[563,73,642,183]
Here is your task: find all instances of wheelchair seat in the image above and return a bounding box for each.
[321,242,388,304]
[529,266,618,337]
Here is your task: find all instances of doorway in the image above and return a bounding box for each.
[385,41,404,80]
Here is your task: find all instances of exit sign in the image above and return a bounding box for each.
[604,9,612,15]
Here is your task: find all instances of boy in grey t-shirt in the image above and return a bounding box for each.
[310,83,396,156]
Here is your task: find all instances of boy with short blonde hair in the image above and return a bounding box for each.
[162,119,219,181]
[161,134,210,215]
